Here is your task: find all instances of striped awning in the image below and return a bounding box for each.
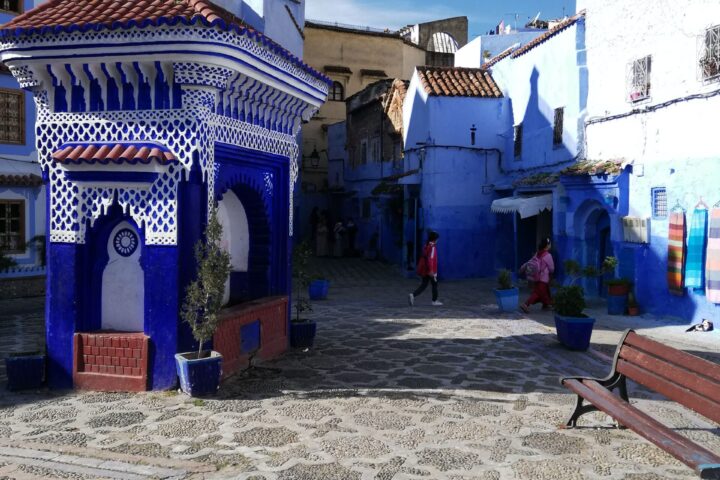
[52,143,176,165]
[491,194,553,219]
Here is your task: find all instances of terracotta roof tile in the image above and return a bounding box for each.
[0,174,42,187]
[481,45,516,70]
[416,66,503,98]
[511,11,585,59]
[52,142,177,165]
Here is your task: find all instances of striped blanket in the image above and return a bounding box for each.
[667,211,686,296]
[706,208,720,303]
[685,208,708,289]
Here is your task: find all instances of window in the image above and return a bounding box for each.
[360,139,368,165]
[513,124,523,158]
[0,200,24,253]
[0,88,24,145]
[628,56,651,102]
[651,187,667,219]
[0,0,22,14]
[700,25,720,81]
[553,107,564,146]
[362,198,371,219]
[329,81,344,101]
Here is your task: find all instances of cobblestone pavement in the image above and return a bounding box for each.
[0,258,718,479]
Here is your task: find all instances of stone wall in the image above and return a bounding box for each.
[0,275,45,300]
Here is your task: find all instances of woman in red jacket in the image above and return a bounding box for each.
[408,231,442,306]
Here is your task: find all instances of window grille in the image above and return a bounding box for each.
[553,107,564,146]
[0,0,21,14]
[699,25,720,82]
[651,187,667,219]
[329,81,344,101]
[0,88,24,145]
[0,200,24,253]
[628,56,651,102]
[513,124,523,159]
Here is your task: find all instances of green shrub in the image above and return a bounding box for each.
[497,269,513,290]
[554,285,586,317]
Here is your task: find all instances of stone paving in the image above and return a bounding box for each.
[0,258,718,479]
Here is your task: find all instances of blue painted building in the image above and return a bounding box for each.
[0,0,327,389]
[0,0,45,280]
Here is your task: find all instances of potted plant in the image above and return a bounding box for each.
[627,292,640,316]
[495,268,519,312]
[290,241,317,348]
[308,277,330,300]
[176,208,232,397]
[5,351,45,391]
[554,257,616,350]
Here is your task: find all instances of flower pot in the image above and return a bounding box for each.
[5,352,45,391]
[495,287,519,312]
[554,314,595,351]
[607,284,630,296]
[290,320,317,349]
[607,294,627,315]
[174,351,222,397]
[309,279,330,300]
[627,306,640,316]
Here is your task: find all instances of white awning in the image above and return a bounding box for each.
[491,194,553,219]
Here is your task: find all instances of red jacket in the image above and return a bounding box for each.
[419,241,438,276]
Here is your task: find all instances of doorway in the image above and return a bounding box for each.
[101,221,144,332]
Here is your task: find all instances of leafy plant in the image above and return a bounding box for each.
[555,256,617,317]
[497,268,513,290]
[180,208,232,359]
[292,240,313,323]
[26,235,46,267]
[0,248,16,272]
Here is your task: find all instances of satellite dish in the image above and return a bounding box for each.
[532,12,541,24]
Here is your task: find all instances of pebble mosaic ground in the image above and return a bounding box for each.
[0,258,718,479]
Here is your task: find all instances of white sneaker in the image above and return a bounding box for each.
[408,293,414,306]
[432,300,443,306]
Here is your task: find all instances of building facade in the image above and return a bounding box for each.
[0,0,327,389]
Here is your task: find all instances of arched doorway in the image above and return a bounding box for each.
[574,200,613,297]
[101,221,144,331]
[218,190,250,305]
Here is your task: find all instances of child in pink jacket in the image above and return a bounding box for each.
[520,237,554,312]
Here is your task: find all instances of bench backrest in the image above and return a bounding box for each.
[615,331,720,424]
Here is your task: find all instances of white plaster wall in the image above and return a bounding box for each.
[455,37,482,68]
[217,190,249,272]
[402,72,430,149]
[102,222,144,332]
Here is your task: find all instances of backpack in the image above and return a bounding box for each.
[522,255,544,282]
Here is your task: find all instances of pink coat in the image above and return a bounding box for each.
[535,251,555,283]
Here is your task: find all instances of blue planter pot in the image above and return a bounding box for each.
[290,320,317,348]
[607,294,628,315]
[5,352,45,391]
[495,288,519,312]
[309,280,330,300]
[554,314,595,351]
[174,351,222,397]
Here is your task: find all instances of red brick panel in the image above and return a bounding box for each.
[214,296,288,379]
[73,332,149,391]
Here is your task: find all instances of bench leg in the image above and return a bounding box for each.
[565,395,599,428]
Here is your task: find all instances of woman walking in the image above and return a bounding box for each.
[520,237,554,312]
[408,231,442,306]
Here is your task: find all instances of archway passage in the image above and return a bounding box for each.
[427,32,460,53]
[575,200,613,296]
[102,221,144,331]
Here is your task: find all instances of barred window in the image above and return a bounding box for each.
[0,0,22,14]
[329,81,344,101]
[0,200,24,253]
[513,124,523,159]
[553,107,564,146]
[0,88,24,145]
[628,56,651,102]
[651,187,667,219]
[700,25,720,81]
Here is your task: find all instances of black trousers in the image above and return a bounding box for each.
[413,275,438,301]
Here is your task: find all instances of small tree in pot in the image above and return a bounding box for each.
[495,268,519,312]
[554,257,616,350]
[176,208,232,396]
[290,241,317,348]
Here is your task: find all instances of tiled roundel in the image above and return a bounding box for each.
[113,228,138,257]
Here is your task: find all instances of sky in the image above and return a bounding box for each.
[305,0,577,38]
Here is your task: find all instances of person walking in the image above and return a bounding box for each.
[315,216,329,257]
[519,237,554,312]
[408,231,442,306]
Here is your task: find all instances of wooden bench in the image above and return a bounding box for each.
[560,329,720,479]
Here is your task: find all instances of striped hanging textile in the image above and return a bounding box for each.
[685,208,708,289]
[706,208,720,303]
[667,211,686,296]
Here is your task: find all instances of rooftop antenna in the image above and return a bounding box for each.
[530,11,541,27]
[503,13,522,31]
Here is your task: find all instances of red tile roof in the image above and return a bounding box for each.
[52,143,177,165]
[0,174,42,187]
[481,45,516,70]
[511,11,585,59]
[416,66,503,98]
